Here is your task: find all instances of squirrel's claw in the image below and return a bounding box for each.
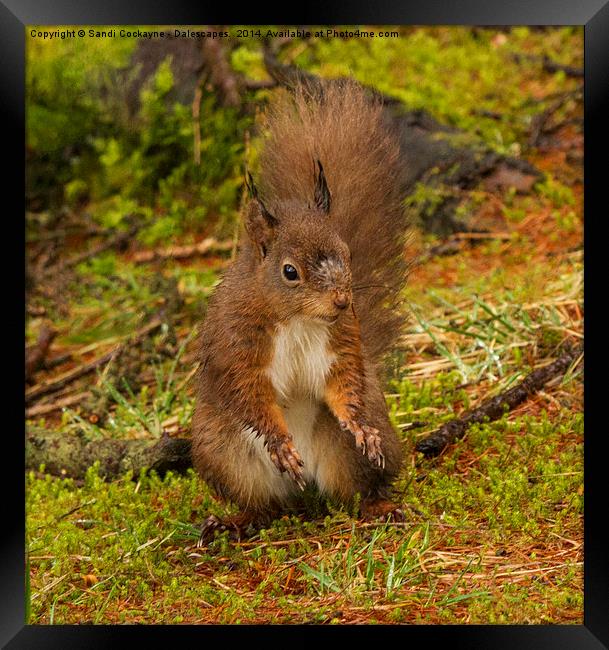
[340,419,385,469]
[197,514,225,547]
[293,472,307,492]
[362,424,384,469]
[268,437,306,490]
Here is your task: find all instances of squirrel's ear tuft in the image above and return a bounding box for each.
[244,169,258,200]
[314,160,331,214]
[243,172,278,260]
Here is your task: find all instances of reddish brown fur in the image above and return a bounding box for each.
[258,80,409,359]
[191,80,409,533]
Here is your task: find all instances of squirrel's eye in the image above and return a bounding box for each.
[283,264,299,281]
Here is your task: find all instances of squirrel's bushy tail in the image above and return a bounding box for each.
[258,80,409,362]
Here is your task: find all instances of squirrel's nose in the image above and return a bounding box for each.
[333,292,350,310]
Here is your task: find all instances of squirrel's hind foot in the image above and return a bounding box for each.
[197,512,260,546]
[360,498,407,523]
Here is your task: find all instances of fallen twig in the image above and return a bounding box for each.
[25,318,164,405]
[25,349,122,405]
[541,55,583,79]
[415,342,583,457]
[41,222,140,280]
[42,351,74,371]
[132,237,233,264]
[244,79,277,90]
[528,89,583,147]
[451,232,512,241]
[25,392,92,419]
[64,226,136,268]
[25,323,57,382]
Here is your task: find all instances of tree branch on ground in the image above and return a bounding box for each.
[25,317,164,405]
[26,428,192,480]
[25,392,92,419]
[131,237,233,264]
[415,342,583,457]
[40,221,141,281]
[528,89,583,147]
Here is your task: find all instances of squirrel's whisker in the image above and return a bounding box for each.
[353,284,399,292]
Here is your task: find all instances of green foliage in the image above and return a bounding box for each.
[27,36,251,241]
[26,34,135,154]
[27,26,582,238]
[26,34,135,205]
[86,59,250,242]
[230,45,267,80]
[295,26,581,155]
[534,175,576,208]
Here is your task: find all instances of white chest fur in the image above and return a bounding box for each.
[267,318,336,403]
[263,318,337,487]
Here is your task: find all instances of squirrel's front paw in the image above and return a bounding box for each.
[339,418,385,469]
[266,436,306,490]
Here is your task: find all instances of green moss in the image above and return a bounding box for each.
[300,26,582,154]
[27,400,582,623]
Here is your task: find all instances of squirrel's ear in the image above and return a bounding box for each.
[244,200,278,260]
[314,160,331,214]
[243,173,278,260]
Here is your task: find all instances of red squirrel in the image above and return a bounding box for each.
[192,80,409,541]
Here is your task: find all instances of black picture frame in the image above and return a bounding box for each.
[6,1,607,647]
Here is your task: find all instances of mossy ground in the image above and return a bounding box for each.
[26,252,584,624]
[26,26,582,624]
